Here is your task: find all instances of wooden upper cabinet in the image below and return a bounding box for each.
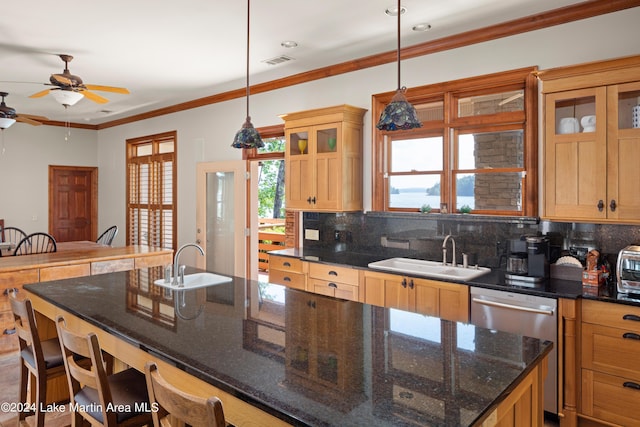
[282,105,367,212]
[541,56,640,224]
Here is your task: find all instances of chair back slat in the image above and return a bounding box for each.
[96,225,118,246]
[9,293,42,363]
[14,232,57,256]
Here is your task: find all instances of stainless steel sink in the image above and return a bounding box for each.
[367,257,490,281]
[153,272,232,290]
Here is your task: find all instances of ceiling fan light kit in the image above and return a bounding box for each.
[232,0,264,149]
[50,90,84,107]
[0,118,16,129]
[376,0,422,131]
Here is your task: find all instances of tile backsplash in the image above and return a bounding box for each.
[302,212,640,269]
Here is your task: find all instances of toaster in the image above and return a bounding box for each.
[617,245,640,294]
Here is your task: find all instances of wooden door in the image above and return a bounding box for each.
[49,166,98,242]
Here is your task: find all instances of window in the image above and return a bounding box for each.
[126,131,177,251]
[372,68,538,216]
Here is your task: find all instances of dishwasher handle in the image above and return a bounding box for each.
[472,297,555,316]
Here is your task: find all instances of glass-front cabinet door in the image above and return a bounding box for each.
[544,87,607,220]
[607,81,640,221]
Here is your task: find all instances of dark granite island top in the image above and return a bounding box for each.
[24,267,551,427]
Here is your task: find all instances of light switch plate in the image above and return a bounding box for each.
[305,229,320,240]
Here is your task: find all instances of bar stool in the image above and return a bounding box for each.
[56,315,153,427]
[144,361,228,427]
[9,291,68,427]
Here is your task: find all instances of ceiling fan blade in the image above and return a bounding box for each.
[29,89,52,98]
[18,113,49,121]
[51,74,74,86]
[16,116,43,126]
[81,90,109,104]
[85,84,130,94]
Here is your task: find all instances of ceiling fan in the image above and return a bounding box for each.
[29,54,130,105]
[0,92,49,128]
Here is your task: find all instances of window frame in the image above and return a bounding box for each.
[372,67,538,216]
[126,130,177,252]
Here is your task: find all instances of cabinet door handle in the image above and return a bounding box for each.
[328,282,338,288]
[610,199,617,212]
[283,276,291,282]
[307,197,313,204]
[622,332,640,340]
[307,300,316,308]
[623,381,640,390]
[283,261,291,267]
[409,279,414,289]
[623,314,640,322]
[401,278,407,288]
[328,270,338,276]
[597,200,604,212]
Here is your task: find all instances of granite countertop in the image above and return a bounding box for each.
[270,247,640,307]
[25,267,552,427]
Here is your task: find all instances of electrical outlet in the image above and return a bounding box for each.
[305,229,319,241]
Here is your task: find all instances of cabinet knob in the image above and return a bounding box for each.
[409,279,414,289]
[610,199,617,212]
[328,270,338,276]
[597,200,604,212]
[401,278,407,288]
[328,282,338,288]
[283,261,291,267]
[283,276,291,282]
[623,314,640,322]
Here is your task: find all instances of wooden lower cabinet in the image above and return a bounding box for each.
[268,255,307,291]
[579,299,640,426]
[308,262,359,302]
[361,270,469,323]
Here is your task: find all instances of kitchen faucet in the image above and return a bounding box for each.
[173,243,204,286]
[442,234,456,267]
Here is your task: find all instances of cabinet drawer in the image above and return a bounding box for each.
[309,263,358,284]
[269,269,306,291]
[582,322,640,378]
[269,255,304,273]
[40,264,91,282]
[583,299,640,332]
[91,258,135,275]
[581,369,640,426]
[310,278,358,302]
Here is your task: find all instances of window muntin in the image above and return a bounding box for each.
[372,67,537,216]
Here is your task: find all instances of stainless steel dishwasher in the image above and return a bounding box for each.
[470,286,557,414]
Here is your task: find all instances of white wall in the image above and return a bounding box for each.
[0,124,97,233]
[3,8,639,247]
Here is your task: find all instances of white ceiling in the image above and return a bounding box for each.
[0,0,589,126]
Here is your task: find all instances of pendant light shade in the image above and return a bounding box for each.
[376,0,422,131]
[232,0,264,149]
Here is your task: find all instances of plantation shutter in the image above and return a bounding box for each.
[127,131,176,251]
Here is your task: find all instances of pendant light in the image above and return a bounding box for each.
[376,0,422,131]
[232,0,264,149]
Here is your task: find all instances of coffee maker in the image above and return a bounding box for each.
[506,235,550,285]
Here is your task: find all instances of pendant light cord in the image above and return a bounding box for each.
[245,0,251,119]
[396,0,401,91]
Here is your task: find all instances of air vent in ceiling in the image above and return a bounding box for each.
[262,55,294,66]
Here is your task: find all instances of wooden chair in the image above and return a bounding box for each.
[13,232,57,256]
[9,291,68,427]
[144,361,227,427]
[96,225,118,246]
[56,315,153,427]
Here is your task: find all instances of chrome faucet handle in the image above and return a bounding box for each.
[164,265,172,283]
[178,265,186,286]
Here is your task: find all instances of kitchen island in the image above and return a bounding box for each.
[24,267,551,427]
[0,244,172,353]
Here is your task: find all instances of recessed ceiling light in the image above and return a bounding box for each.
[385,5,406,16]
[412,23,432,32]
[281,40,298,48]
